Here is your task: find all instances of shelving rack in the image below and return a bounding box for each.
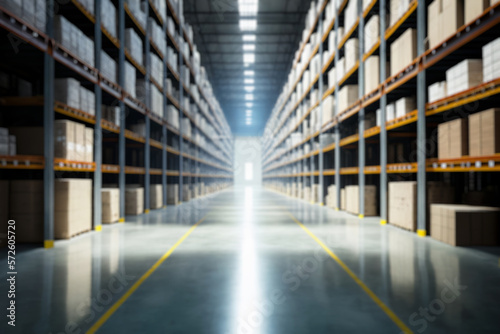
[262,0,500,236]
[0,0,233,248]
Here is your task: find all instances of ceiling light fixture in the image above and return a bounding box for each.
[246,102,253,108]
[244,78,254,84]
[238,0,258,16]
[243,53,255,63]
[239,19,257,31]
[243,44,255,51]
[243,34,256,42]
[244,70,255,76]
[245,94,254,100]
[244,86,255,92]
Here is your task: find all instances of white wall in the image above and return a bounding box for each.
[234,137,262,187]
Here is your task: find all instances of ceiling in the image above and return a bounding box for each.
[184,0,310,136]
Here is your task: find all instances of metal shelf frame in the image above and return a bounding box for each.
[0,0,233,248]
[262,0,500,236]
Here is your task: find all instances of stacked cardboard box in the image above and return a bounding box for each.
[55,179,92,239]
[428,81,447,103]
[150,184,163,210]
[341,188,346,211]
[390,28,417,77]
[125,28,143,66]
[365,15,380,54]
[446,59,483,96]
[430,204,500,246]
[389,181,417,231]
[9,180,43,242]
[183,185,191,202]
[395,96,415,118]
[125,187,144,215]
[101,0,117,38]
[345,38,359,74]
[304,186,311,202]
[345,185,377,216]
[167,185,179,205]
[326,185,337,209]
[427,182,455,231]
[469,108,500,157]
[390,0,412,27]
[54,15,94,66]
[438,118,468,159]
[322,95,335,125]
[54,120,93,162]
[428,0,464,49]
[124,61,136,98]
[102,188,119,224]
[465,0,490,24]
[338,85,358,113]
[365,56,380,94]
[102,106,121,127]
[2,0,46,32]
[0,128,16,156]
[482,37,500,83]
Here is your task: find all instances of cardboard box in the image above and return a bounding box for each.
[345,38,359,73]
[167,184,179,205]
[338,85,359,113]
[365,56,380,94]
[54,120,76,160]
[74,122,86,161]
[102,188,119,224]
[10,180,44,243]
[389,181,417,231]
[465,0,489,24]
[340,188,346,211]
[150,184,163,210]
[438,118,468,159]
[55,179,92,239]
[85,127,93,162]
[55,78,80,110]
[126,187,144,215]
[428,0,443,49]
[431,204,500,246]
[390,28,417,77]
[395,96,415,118]
[446,59,483,96]
[442,0,464,40]
[468,108,500,156]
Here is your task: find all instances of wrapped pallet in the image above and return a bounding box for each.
[431,204,500,246]
[389,181,417,231]
[55,179,92,239]
[150,184,163,210]
[125,187,144,215]
[102,188,119,224]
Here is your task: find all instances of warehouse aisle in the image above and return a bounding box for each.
[2,187,500,334]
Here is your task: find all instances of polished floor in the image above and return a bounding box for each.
[2,187,500,333]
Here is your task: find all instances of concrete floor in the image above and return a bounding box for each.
[1,187,500,334]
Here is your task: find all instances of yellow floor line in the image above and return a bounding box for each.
[86,215,208,334]
[287,212,413,334]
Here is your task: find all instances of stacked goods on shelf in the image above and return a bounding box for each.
[130,121,146,137]
[386,102,396,121]
[341,188,346,211]
[365,14,379,53]
[149,18,166,55]
[183,185,190,202]
[428,81,447,103]
[54,120,94,162]
[428,0,464,49]
[54,179,92,239]
[327,67,336,90]
[150,53,164,86]
[430,204,500,246]
[304,186,311,201]
[365,56,380,94]
[389,181,417,230]
[322,96,335,125]
[182,118,192,138]
[338,85,358,113]
[446,59,483,96]
[326,185,338,209]
[344,0,358,32]
[395,96,415,118]
[150,0,166,22]
[54,15,95,66]
[125,28,143,65]
[345,185,377,216]
[102,188,119,224]
[0,0,46,32]
[150,83,163,118]
[55,78,96,115]
[125,0,147,28]
[9,180,43,242]
[438,118,468,159]
[390,0,413,26]
[390,28,417,76]
[101,51,118,83]
[150,184,163,210]
[125,186,144,215]
[102,106,121,127]
[389,181,455,231]
[125,62,137,98]
[345,38,359,74]
[167,47,179,74]
[482,38,500,83]
[464,0,491,24]
[102,0,117,38]
[469,108,500,156]
[0,128,16,155]
[76,0,95,15]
